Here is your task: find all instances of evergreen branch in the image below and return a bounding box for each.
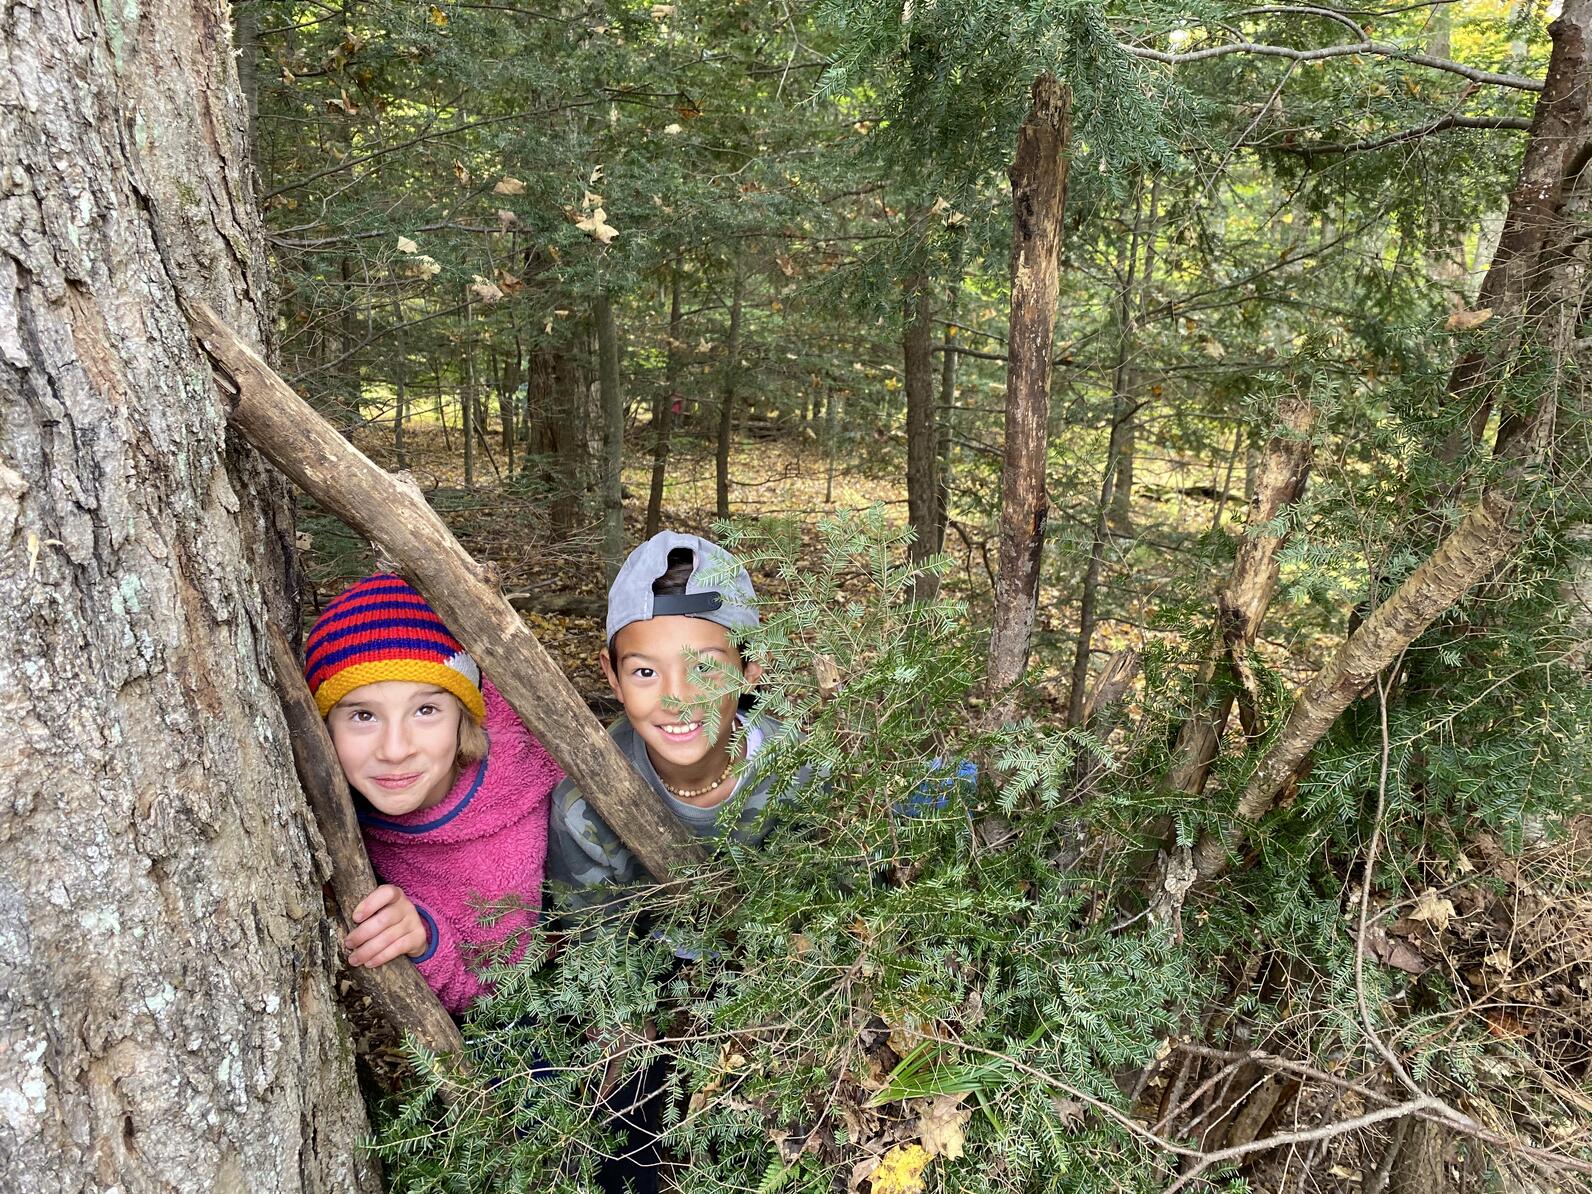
[1122,39,1544,92]
[1260,114,1535,156]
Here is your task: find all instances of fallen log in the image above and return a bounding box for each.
[189,301,706,881]
[268,629,465,1059]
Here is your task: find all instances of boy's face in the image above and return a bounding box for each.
[326,680,464,816]
[601,615,762,780]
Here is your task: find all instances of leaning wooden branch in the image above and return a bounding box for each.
[188,301,706,881]
[268,629,465,1059]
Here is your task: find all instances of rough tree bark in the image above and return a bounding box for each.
[596,291,624,584]
[903,269,939,601]
[715,252,746,521]
[0,2,376,1190]
[985,74,1072,722]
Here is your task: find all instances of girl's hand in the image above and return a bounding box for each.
[345,884,429,968]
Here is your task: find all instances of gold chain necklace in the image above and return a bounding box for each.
[663,756,736,800]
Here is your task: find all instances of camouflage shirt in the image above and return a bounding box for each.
[545,715,811,917]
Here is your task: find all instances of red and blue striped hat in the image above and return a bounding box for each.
[303,574,485,721]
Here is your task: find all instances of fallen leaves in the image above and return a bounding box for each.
[866,1144,930,1194]
[576,206,618,244]
[395,235,419,254]
[915,1095,970,1160]
[1408,888,1457,934]
[493,175,525,195]
[469,274,504,304]
[1445,307,1493,331]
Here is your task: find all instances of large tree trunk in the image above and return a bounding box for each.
[0,3,376,1190]
[903,270,939,601]
[985,74,1072,722]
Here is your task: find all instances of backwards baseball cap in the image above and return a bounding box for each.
[303,574,486,721]
[606,532,759,644]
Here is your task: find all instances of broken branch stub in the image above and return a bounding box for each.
[189,301,706,881]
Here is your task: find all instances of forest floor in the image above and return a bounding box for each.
[299,418,1591,1173]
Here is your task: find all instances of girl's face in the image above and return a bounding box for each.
[327,681,465,816]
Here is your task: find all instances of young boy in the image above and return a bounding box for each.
[546,531,812,911]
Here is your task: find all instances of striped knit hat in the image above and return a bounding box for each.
[303,574,486,721]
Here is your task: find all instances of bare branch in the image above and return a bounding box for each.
[1122,38,1544,92]
[1261,113,1534,156]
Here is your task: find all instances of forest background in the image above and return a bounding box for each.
[255,0,1589,1190]
[3,0,1589,1192]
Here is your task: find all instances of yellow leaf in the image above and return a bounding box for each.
[396,235,419,254]
[870,1144,930,1194]
[453,160,472,187]
[576,206,618,244]
[1408,888,1456,933]
[650,3,675,18]
[1445,307,1493,331]
[403,254,441,278]
[916,1095,970,1159]
[429,4,448,26]
[494,176,526,195]
[470,275,504,304]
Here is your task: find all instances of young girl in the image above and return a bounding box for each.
[303,573,563,1014]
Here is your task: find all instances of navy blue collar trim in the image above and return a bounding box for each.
[358,735,490,834]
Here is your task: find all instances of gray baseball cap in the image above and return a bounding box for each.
[605,532,759,643]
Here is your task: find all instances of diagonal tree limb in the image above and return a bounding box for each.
[188,301,707,882]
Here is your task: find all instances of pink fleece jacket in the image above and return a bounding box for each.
[359,680,563,1013]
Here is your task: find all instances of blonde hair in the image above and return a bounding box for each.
[456,712,489,767]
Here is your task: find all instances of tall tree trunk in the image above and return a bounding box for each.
[339,254,359,427]
[903,270,939,600]
[716,252,746,521]
[1111,174,1161,534]
[935,246,964,566]
[462,290,476,487]
[550,342,586,533]
[1166,397,1316,797]
[1067,175,1149,727]
[597,292,625,583]
[0,3,375,1189]
[393,300,408,469]
[646,259,683,538]
[985,75,1072,721]
[1436,0,1592,468]
[826,389,840,505]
